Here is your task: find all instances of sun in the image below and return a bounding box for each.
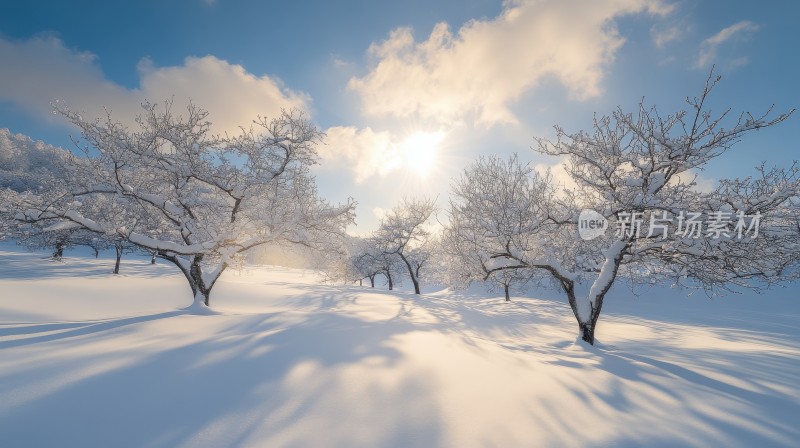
[399,131,444,177]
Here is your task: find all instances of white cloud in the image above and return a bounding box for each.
[371,207,388,220]
[348,0,671,126]
[331,56,351,69]
[669,169,715,193]
[696,20,759,69]
[0,36,308,134]
[651,23,684,48]
[319,126,402,183]
[320,126,448,183]
[534,162,578,192]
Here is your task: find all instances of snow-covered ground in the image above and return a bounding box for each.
[0,242,798,447]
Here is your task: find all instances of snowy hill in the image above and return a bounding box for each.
[0,242,798,447]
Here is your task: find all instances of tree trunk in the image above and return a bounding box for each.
[159,253,224,312]
[410,276,421,294]
[190,259,211,307]
[369,275,375,288]
[582,295,606,345]
[569,294,604,346]
[579,321,596,345]
[52,242,65,259]
[504,283,510,301]
[563,282,601,346]
[386,271,393,290]
[359,279,363,286]
[398,252,421,294]
[113,244,122,274]
[187,254,227,309]
[565,243,626,345]
[150,252,157,264]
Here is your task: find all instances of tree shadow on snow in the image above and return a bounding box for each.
[1,277,798,447]
[522,329,800,447]
[416,287,800,447]
[0,310,185,349]
[0,305,444,448]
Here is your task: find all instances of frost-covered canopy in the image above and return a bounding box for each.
[3,102,356,307]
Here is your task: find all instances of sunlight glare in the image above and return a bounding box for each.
[399,131,444,177]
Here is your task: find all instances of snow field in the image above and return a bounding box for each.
[0,243,798,447]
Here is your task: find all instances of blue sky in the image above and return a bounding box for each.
[1,0,798,233]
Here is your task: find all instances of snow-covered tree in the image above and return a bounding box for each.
[16,221,87,260]
[374,197,437,294]
[0,128,70,192]
[447,74,798,344]
[443,154,545,300]
[373,249,406,290]
[318,236,378,287]
[347,238,384,287]
[5,101,356,310]
[110,239,141,274]
[340,236,406,290]
[406,240,436,288]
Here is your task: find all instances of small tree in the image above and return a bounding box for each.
[350,240,383,288]
[374,197,436,294]
[406,243,435,288]
[356,238,405,290]
[323,236,382,287]
[447,74,798,344]
[322,235,409,291]
[16,221,83,260]
[374,250,405,290]
[443,154,545,300]
[110,239,141,274]
[7,102,356,310]
[15,195,139,271]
